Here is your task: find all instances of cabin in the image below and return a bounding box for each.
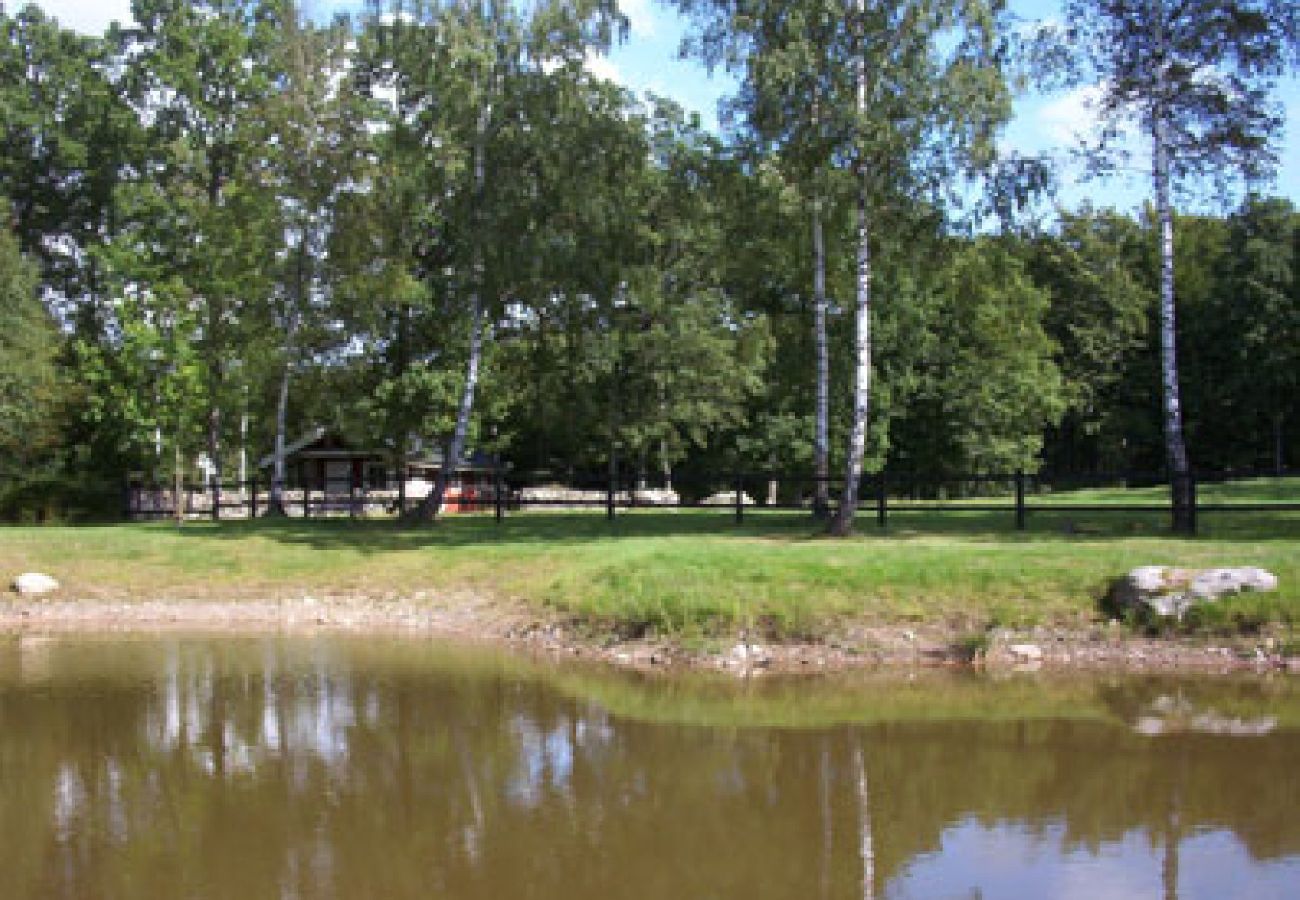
[256,427,389,492]
[257,428,500,513]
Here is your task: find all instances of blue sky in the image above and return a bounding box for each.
[32,0,1300,213]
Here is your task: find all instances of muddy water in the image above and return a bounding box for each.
[1,636,1297,899]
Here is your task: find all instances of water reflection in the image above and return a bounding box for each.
[0,636,1297,899]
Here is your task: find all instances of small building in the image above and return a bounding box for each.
[257,427,389,491]
[258,428,501,512]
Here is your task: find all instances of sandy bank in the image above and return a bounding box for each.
[3,594,1297,677]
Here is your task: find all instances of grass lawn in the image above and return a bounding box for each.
[3,478,1298,639]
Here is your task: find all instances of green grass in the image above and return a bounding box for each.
[3,479,1299,640]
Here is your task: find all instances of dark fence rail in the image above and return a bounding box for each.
[124,466,1300,534]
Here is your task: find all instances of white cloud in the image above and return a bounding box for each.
[1038,83,1108,145]
[619,0,659,38]
[31,0,134,34]
[583,50,623,85]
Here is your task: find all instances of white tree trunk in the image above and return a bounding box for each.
[269,336,295,516]
[422,96,491,520]
[812,191,831,518]
[269,247,305,517]
[833,13,872,537]
[207,382,222,520]
[1151,30,1192,532]
[425,279,485,519]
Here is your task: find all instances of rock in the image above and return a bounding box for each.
[1008,643,1043,662]
[1110,566,1278,620]
[701,491,756,507]
[11,572,59,596]
[730,642,770,667]
[1188,567,1278,599]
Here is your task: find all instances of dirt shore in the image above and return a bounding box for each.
[3,593,1297,676]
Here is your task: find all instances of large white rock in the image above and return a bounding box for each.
[12,572,60,596]
[1111,566,1278,620]
[1188,567,1278,599]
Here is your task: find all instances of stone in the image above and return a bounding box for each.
[729,642,770,668]
[701,491,756,507]
[11,572,59,596]
[1110,566,1278,620]
[1188,567,1278,599]
[1008,643,1043,662]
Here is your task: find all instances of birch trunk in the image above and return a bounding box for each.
[812,191,831,518]
[174,436,184,526]
[268,311,299,517]
[207,378,222,520]
[1151,27,1192,533]
[422,276,485,520]
[206,163,224,520]
[270,241,308,516]
[832,12,872,537]
[418,96,490,521]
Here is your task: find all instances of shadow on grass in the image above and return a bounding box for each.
[132,504,1300,555]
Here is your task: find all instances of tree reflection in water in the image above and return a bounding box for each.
[0,636,1297,899]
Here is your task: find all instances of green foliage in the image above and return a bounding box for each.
[897,238,1065,474]
[0,0,1295,521]
[0,200,61,474]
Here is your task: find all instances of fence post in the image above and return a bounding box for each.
[1015,470,1026,531]
[211,479,220,522]
[734,469,744,525]
[350,482,358,519]
[876,471,887,528]
[1171,471,1198,535]
[494,458,505,523]
[607,453,617,522]
[304,487,312,519]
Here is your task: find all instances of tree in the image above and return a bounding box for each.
[1025,207,1154,475]
[361,0,625,520]
[1224,198,1298,471]
[0,199,61,480]
[121,0,285,509]
[1055,0,1299,530]
[892,238,1064,477]
[679,0,1014,534]
[0,6,140,308]
[254,4,368,514]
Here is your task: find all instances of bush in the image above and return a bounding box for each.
[0,473,123,523]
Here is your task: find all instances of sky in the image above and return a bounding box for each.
[26,0,1300,214]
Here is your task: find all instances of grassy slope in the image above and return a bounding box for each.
[2,479,1297,638]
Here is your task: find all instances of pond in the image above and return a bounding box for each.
[1,635,1297,899]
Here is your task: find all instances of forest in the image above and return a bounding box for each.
[0,0,1296,528]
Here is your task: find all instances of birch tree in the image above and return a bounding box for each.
[255,5,365,515]
[362,0,622,520]
[123,0,284,509]
[1053,0,1299,531]
[678,0,1013,534]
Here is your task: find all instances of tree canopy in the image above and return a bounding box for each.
[0,0,1295,524]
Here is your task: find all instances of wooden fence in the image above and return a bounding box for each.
[125,466,1300,535]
